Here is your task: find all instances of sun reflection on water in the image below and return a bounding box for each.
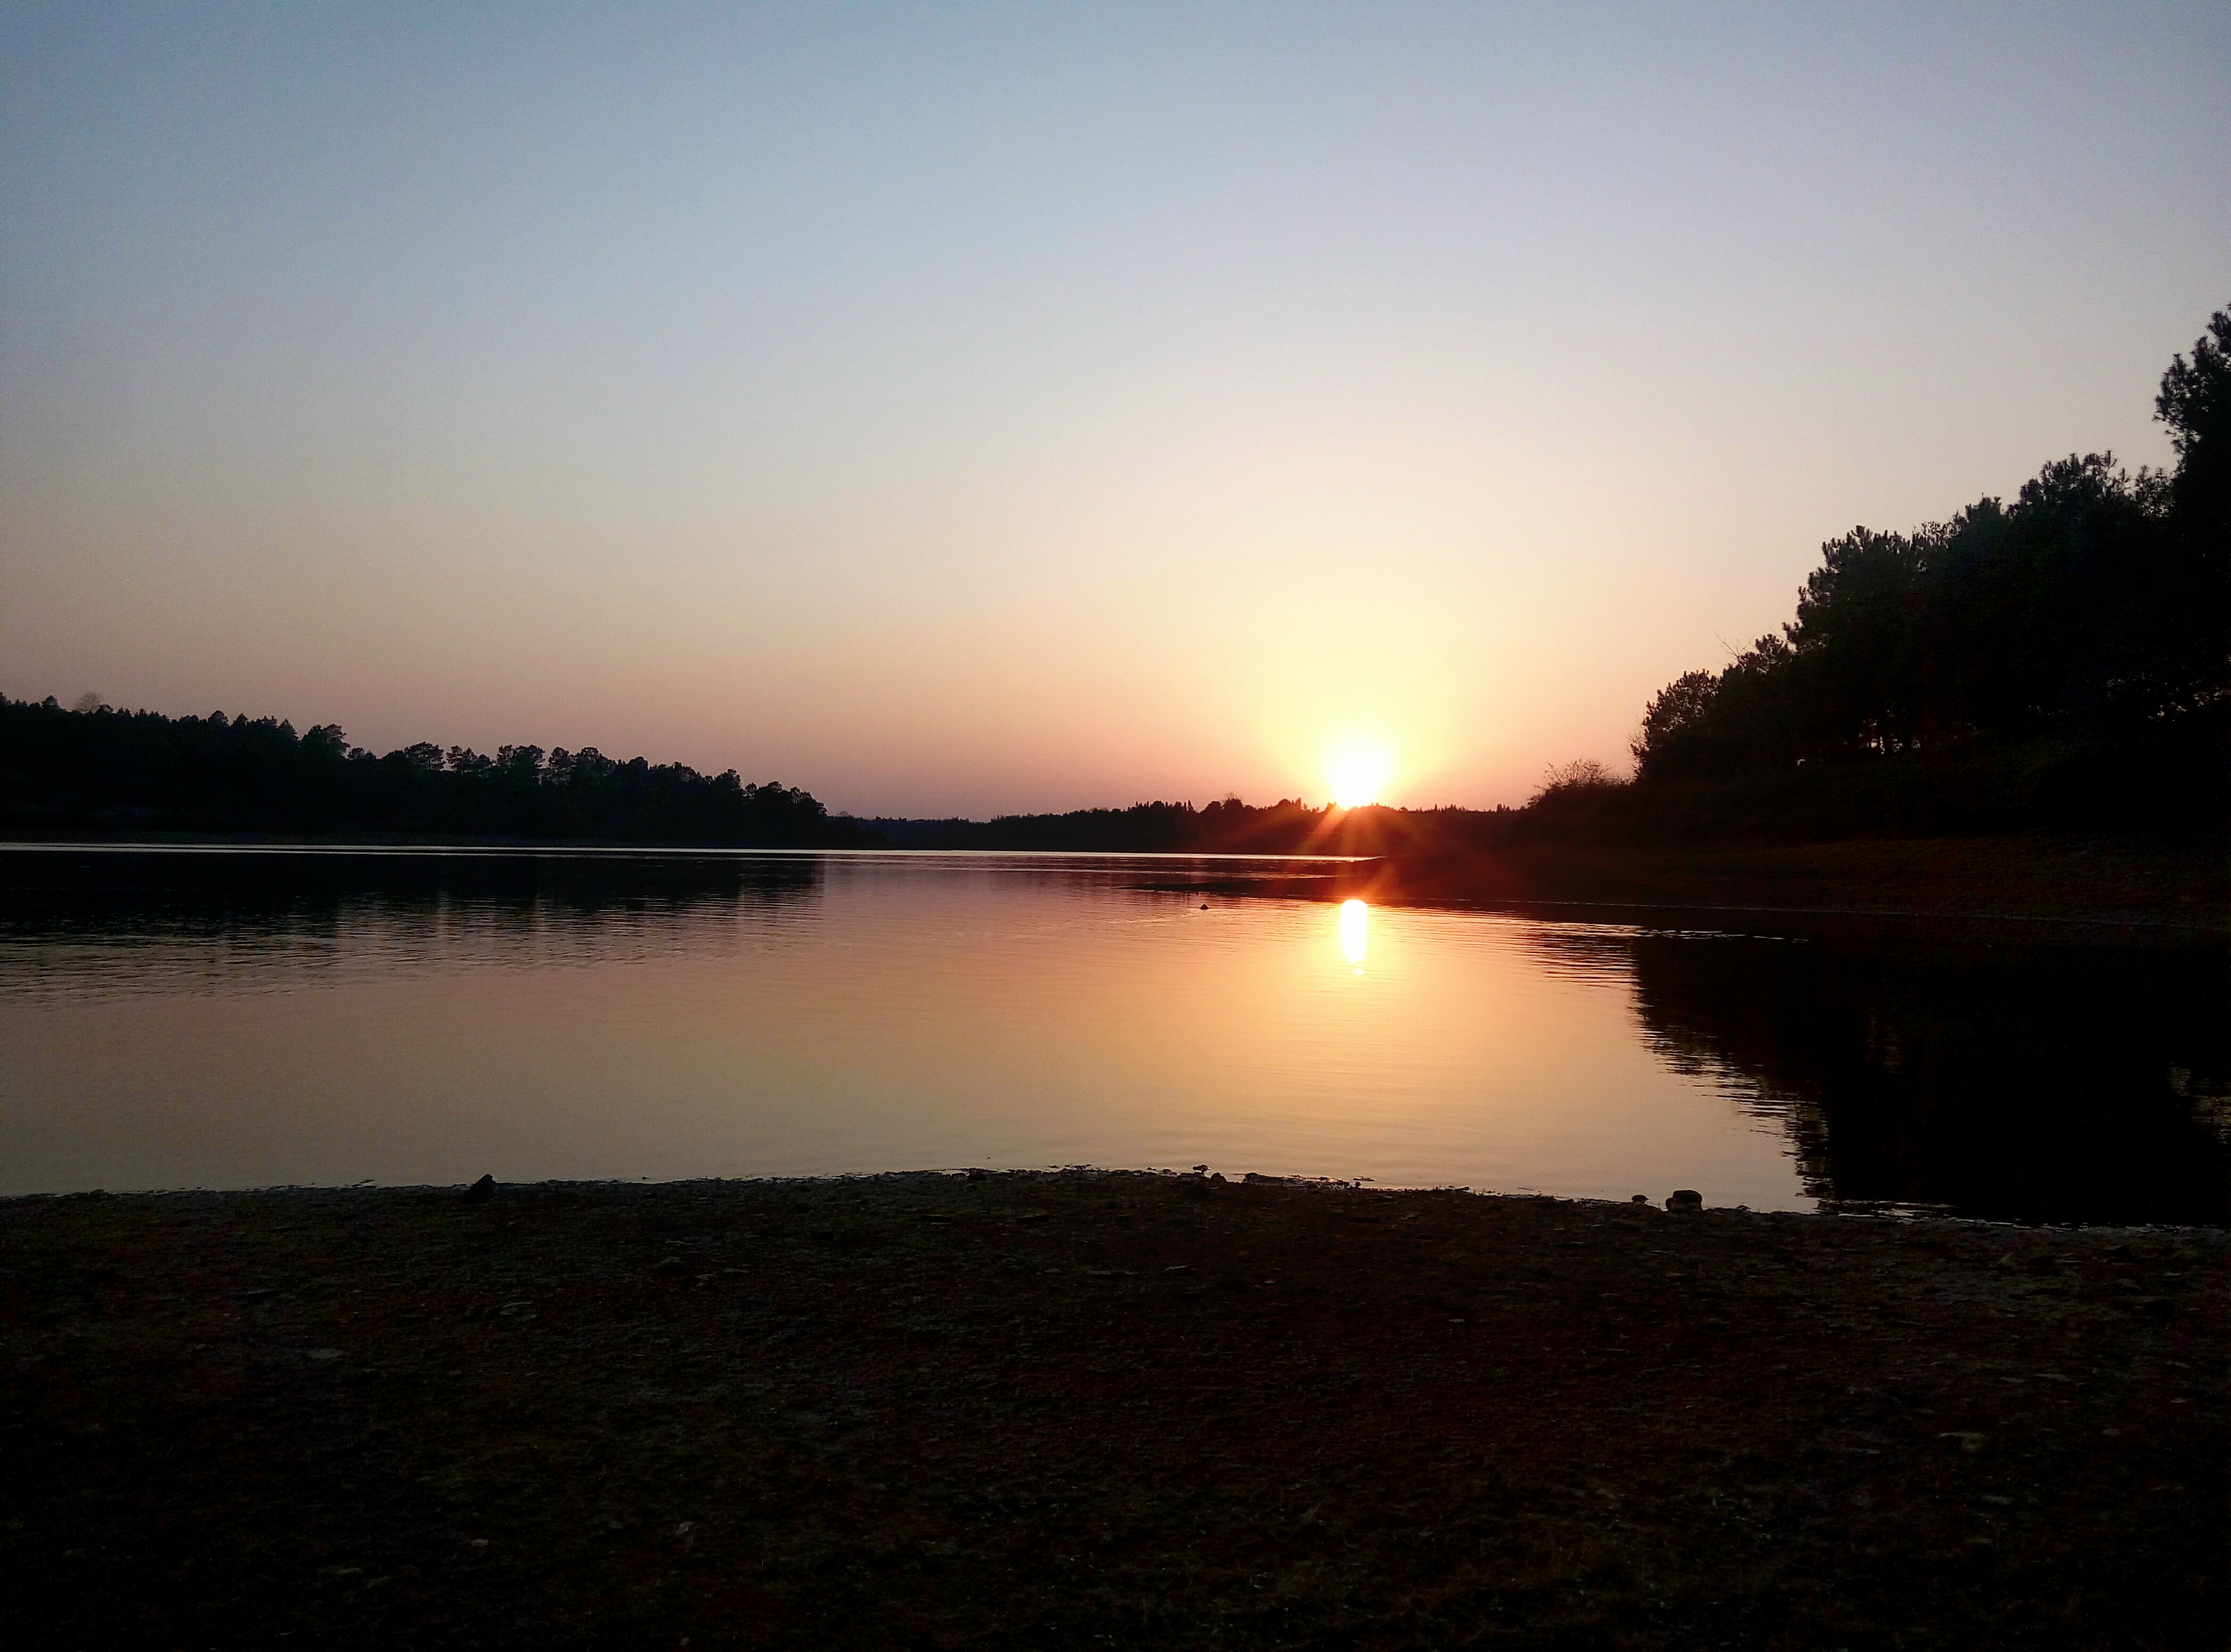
[1339,899,1368,973]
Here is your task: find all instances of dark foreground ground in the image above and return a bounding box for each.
[4,1174,2222,1650]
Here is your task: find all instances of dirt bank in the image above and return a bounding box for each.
[4,1172,2222,1649]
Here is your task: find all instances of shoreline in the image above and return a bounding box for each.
[1359,832,2229,950]
[7,1170,2222,1648]
[12,1171,2228,1226]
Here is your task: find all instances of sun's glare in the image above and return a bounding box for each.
[1326,742,1392,809]
[1339,899,1369,972]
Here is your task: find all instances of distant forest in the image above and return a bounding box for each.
[4,310,2221,852]
[865,800,1485,855]
[0,702,865,847]
[0,698,1464,852]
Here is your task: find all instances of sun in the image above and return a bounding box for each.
[1325,742,1391,809]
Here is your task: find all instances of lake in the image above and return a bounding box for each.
[2,846,2222,1222]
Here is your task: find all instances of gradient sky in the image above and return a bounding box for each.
[4,4,2226,816]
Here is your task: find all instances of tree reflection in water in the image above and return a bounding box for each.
[0,849,823,998]
[1531,924,2229,1224]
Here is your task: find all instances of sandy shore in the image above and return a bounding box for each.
[4,1172,2222,1648]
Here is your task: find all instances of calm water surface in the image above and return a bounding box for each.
[2,847,2222,1221]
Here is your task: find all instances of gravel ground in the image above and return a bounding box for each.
[3,1171,2222,1650]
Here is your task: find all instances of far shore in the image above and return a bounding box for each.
[5,1171,2222,1648]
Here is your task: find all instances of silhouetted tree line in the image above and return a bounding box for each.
[866,797,1502,855]
[0,698,864,846]
[0,695,1500,853]
[871,798,1320,853]
[1612,310,2228,833]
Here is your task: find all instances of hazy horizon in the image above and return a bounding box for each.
[5,4,2226,817]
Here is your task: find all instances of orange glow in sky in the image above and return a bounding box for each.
[1326,742,1393,808]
